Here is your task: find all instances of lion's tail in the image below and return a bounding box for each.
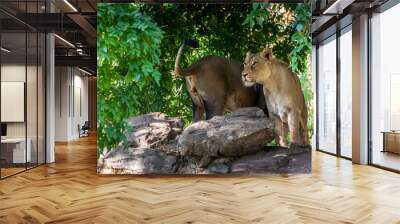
[174,39,199,77]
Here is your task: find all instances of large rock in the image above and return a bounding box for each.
[178,107,276,158]
[98,108,311,175]
[125,112,183,148]
[98,146,178,174]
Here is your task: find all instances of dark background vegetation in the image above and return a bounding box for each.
[97,3,312,154]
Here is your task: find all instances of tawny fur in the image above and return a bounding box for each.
[174,42,267,122]
[242,48,309,146]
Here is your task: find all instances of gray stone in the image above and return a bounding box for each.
[125,112,183,148]
[178,107,276,158]
[157,139,181,155]
[176,156,205,174]
[230,146,311,174]
[207,162,230,174]
[98,146,178,174]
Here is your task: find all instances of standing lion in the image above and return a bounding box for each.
[174,40,268,121]
[241,48,309,147]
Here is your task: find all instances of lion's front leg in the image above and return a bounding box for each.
[300,118,309,146]
[272,114,287,147]
[288,112,302,145]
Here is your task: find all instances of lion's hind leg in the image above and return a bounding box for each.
[188,84,206,122]
[192,99,205,122]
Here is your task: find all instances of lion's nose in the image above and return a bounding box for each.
[242,73,248,78]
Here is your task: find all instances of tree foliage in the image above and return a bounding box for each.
[97,3,312,154]
[97,4,163,154]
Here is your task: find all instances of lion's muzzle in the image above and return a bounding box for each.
[242,73,255,87]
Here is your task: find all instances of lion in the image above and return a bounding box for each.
[174,40,267,122]
[241,48,309,147]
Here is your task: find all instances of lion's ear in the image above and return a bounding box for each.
[260,48,273,61]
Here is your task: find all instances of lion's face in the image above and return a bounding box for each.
[241,49,273,87]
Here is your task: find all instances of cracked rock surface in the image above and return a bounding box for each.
[98,108,311,175]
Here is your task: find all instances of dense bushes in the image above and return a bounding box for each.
[97,4,163,153]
